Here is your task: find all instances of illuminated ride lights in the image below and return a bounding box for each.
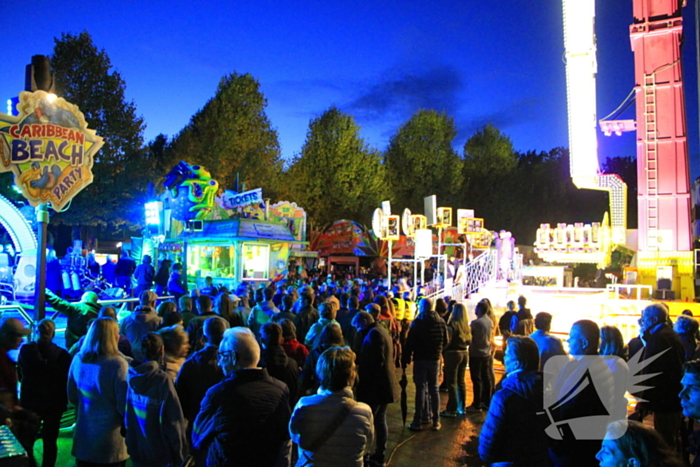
[534,217,612,268]
[535,0,628,266]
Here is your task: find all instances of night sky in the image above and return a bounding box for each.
[2,0,698,179]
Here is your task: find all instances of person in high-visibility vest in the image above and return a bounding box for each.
[403,292,417,321]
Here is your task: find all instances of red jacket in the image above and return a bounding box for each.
[282,339,309,367]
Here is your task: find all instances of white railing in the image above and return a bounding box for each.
[463,250,498,296]
[421,251,523,302]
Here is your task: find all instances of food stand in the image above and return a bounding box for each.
[147,162,309,290]
[161,218,307,290]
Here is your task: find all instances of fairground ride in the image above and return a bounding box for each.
[535,0,694,300]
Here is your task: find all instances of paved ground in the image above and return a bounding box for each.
[383,365,493,467]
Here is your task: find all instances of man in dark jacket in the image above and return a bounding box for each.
[633,303,685,448]
[193,327,291,466]
[353,311,400,467]
[133,254,155,298]
[680,359,700,466]
[402,298,447,432]
[176,317,229,466]
[510,295,534,335]
[294,286,319,346]
[479,335,549,465]
[18,319,71,467]
[259,322,300,409]
[186,295,219,351]
[45,289,100,349]
[115,250,136,295]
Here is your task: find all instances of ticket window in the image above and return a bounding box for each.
[188,245,235,278]
[242,243,270,280]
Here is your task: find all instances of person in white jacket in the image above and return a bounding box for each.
[289,346,374,467]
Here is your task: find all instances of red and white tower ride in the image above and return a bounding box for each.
[631,0,694,298]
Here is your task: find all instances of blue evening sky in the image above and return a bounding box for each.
[1,0,698,178]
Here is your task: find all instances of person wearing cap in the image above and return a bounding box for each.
[45,289,101,349]
[120,290,163,362]
[0,317,30,400]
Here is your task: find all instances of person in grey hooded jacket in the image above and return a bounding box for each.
[125,332,187,467]
[120,291,163,362]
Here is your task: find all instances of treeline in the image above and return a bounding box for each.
[1,32,638,245]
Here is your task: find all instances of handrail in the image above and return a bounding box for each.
[0,304,34,326]
[0,295,179,325]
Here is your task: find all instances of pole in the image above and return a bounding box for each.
[388,240,393,291]
[438,227,443,291]
[413,257,418,300]
[26,56,53,324]
[182,232,189,293]
[33,204,48,321]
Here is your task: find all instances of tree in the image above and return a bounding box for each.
[143,134,172,191]
[461,124,518,229]
[384,110,462,213]
[50,31,148,227]
[168,73,283,197]
[286,107,385,228]
[508,147,607,244]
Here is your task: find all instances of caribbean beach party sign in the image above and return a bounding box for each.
[0,91,103,211]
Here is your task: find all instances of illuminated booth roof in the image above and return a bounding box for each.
[180,218,305,245]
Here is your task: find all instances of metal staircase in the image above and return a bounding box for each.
[425,250,500,302]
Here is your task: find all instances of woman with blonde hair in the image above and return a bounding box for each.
[68,318,129,466]
[441,303,472,417]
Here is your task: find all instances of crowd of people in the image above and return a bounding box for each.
[477,299,700,467]
[3,268,700,467]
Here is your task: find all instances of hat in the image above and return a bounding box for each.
[139,290,159,306]
[81,291,99,304]
[0,318,30,336]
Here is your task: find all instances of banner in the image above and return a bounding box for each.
[219,188,263,210]
[0,91,103,211]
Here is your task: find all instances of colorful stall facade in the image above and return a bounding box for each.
[150,162,309,289]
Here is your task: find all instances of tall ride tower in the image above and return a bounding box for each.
[632,0,694,298]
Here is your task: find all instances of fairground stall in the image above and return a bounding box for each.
[143,162,309,290]
[311,220,379,278]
